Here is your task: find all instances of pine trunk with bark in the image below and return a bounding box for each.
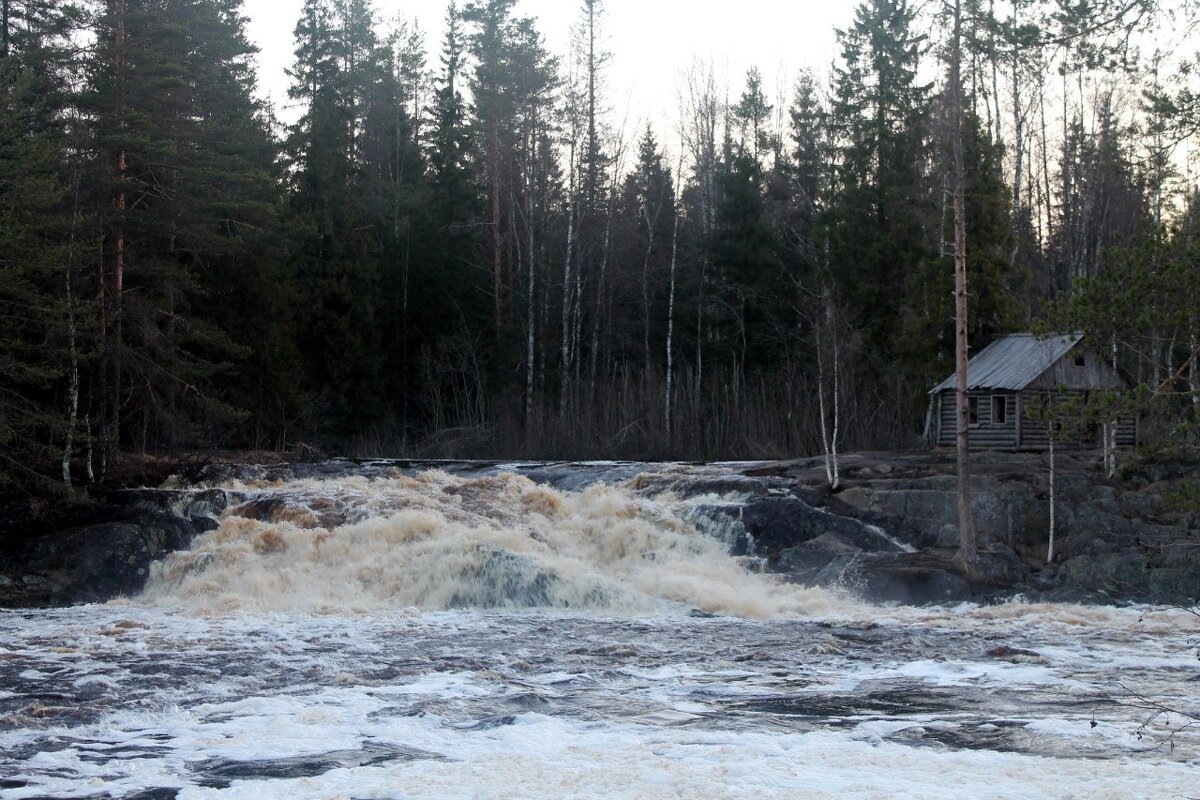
[951,0,978,573]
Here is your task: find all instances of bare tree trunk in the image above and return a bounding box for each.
[589,167,616,394]
[560,138,577,417]
[1047,424,1056,563]
[573,225,584,396]
[525,124,537,426]
[951,0,978,573]
[1009,1,1025,272]
[816,290,840,491]
[108,0,129,473]
[665,150,682,439]
[62,176,84,487]
[696,256,705,389]
[63,266,80,487]
[1191,332,1199,415]
[678,61,718,395]
[831,327,841,489]
[989,0,1002,145]
[1105,337,1118,478]
[85,415,94,483]
[640,198,660,367]
[490,123,503,339]
[1039,83,1054,249]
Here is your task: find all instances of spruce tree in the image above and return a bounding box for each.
[732,67,774,168]
[361,24,432,431]
[0,5,83,484]
[826,0,931,371]
[85,0,290,454]
[285,0,388,434]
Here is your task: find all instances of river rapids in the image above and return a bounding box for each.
[1,463,1197,798]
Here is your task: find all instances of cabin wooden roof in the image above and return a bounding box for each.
[930,333,1085,394]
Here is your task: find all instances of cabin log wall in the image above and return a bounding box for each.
[933,390,1136,450]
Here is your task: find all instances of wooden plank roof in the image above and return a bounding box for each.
[930,333,1084,394]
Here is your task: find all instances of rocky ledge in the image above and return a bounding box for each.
[0,488,229,606]
[0,450,1196,608]
[733,449,1200,606]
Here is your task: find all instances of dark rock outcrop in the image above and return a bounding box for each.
[753,451,1199,606]
[741,494,917,557]
[0,490,228,607]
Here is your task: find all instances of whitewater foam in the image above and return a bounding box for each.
[1,606,1195,799]
[142,470,841,617]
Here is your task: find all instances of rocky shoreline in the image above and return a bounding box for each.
[0,451,1196,608]
[743,449,1200,605]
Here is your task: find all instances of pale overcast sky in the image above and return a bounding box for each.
[243,0,857,144]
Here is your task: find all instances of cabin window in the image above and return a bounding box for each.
[1074,355,1086,367]
[993,395,1007,425]
[968,396,980,426]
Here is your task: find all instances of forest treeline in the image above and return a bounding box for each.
[2,0,1199,488]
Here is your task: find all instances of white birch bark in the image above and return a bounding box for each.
[664,147,683,438]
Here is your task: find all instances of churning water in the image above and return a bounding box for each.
[1,465,1198,798]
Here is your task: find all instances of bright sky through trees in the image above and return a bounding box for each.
[244,0,854,131]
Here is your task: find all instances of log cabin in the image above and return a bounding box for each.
[929,333,1137,450]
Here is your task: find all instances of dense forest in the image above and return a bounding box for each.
[2,0,1199,488]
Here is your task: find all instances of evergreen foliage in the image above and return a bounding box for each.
[0,0,1194,486]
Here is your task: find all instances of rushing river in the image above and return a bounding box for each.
[1,465,1197,798]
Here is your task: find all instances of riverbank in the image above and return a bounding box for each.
[0,450,1196,608]
[743,449,1200,605]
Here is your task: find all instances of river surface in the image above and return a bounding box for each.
[1,464,1197,798]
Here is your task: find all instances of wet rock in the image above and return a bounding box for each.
[190,744,444,789]
[985,646,1041,661]
[74,680,116,702]
[793,550,974,605]
[1030,583,1115,605]
[743,495,911,558]
[3,507,209,606]
[776,532,861,579]
[936,524,959,549]
[181,490,230,523]
[974,545,1027,586]
[853,561,973,605]
[1059,552,1150,596]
